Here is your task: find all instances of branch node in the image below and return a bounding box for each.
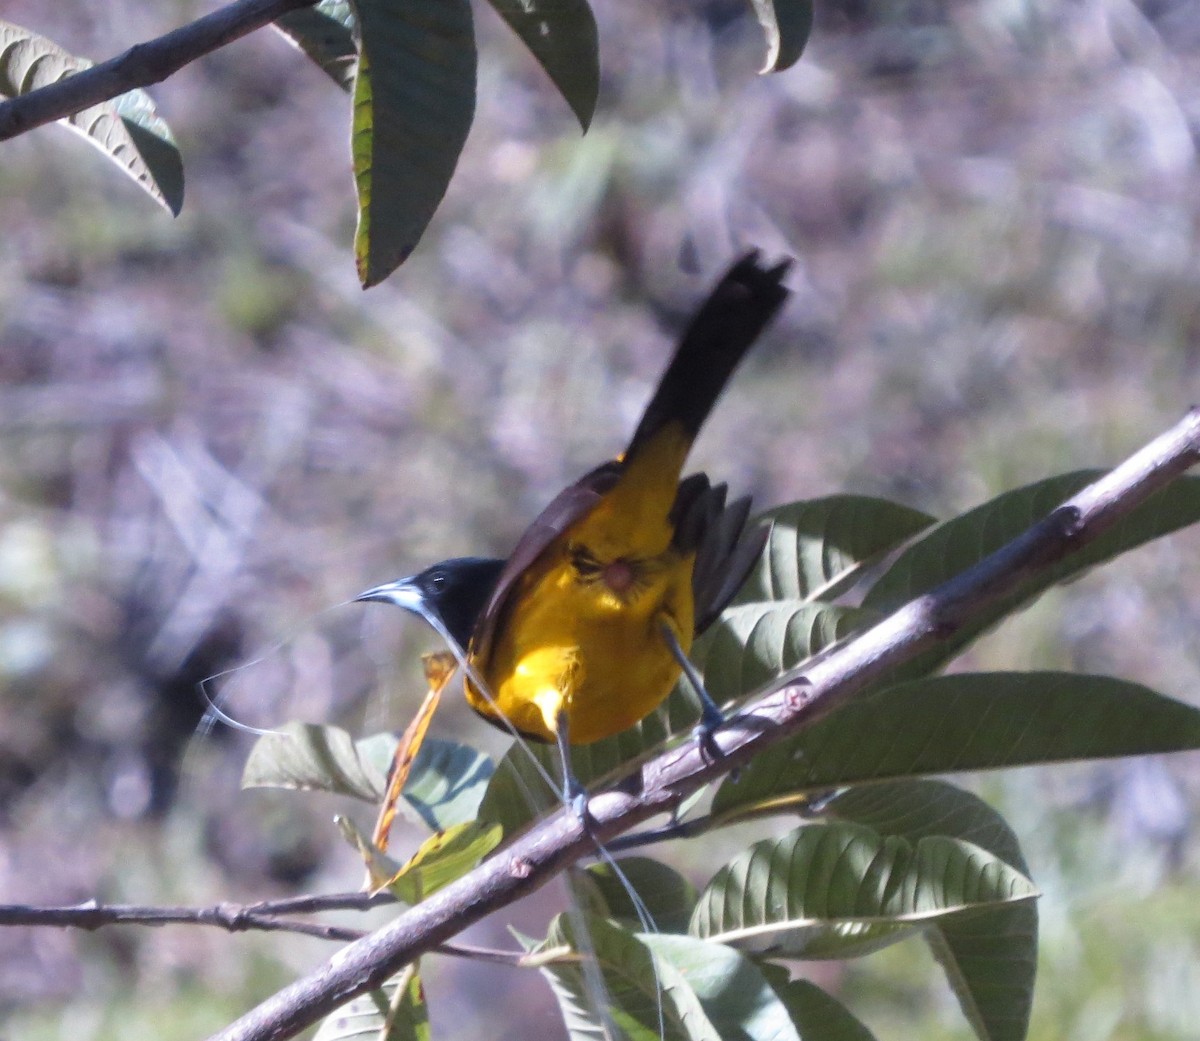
[1053,504,1085,540]
[783,682,812,711]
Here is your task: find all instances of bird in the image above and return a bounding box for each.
[358,251,791,809]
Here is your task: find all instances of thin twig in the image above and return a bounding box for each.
[243,891,395,916]
[0,899,364,943]
[431,942,532,966]
[205,409,1200,1041]
[0,895,536,965]
[0,0,316,142]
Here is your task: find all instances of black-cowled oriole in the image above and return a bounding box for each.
[358,251,790,802]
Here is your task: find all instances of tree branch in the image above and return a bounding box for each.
[0,892,533,964]
[0,897,366,943]
[205,409,1200,1041]
[0,0,317,142]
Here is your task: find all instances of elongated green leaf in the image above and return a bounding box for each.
[386,820,501,903]
[645,934,802,1041]
[275,0,357,91]
[487,0,598,129]
[360,734,494,830]
[333,812,499,901]
[863,472,1200,684]
[690,822,1037,958]
[243,722,385,802]
[0,20,183,214]
[478,701,676,836]
[696,601,870,705]
[749,0,814,73]
[825,782,1029,873]
[826,782,1036,1041]
[474,740,560,835]
[773,980,880,1041]
[352,0,476,285]
[243,725,492,829]
[538,914,720,1041]
[403,737,495,830]
[579,857,698,934]
[712,672,1200,818]
[735,497,935,604]
[313,964,428,1041]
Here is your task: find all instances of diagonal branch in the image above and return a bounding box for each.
[0,0,316,142]
[206,408,1200,1041]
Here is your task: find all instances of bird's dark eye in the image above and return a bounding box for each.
[431,573,445,588]
[569,543,602,577]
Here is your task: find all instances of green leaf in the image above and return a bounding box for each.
[352,0,476,285]
[712,673,1200,818]
[0,20,183,214]
[863,472,1200,684]
[826,782,1035,1041]
[242,725,493,830]
[773,980,880,1041]
[696,601,871,705]
[824,782,1029,873]
[242,722,385,802]
[333,814,499,902]
[537,913,720,1041]
[474,739,560,835]
[384,735,494,830]
[644,934,802,1041]
[275,0,358,91]
[578,857,698,934]
[478,705,675,836]
[313,964,428,1041]
[748,0,814,73]
[486,0,599,130]
[386,819,502,903]
[690,821,1037,959]
[735,497,936,604]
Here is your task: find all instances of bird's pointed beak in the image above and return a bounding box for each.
[354,577,424,612]
[356,575,463,661]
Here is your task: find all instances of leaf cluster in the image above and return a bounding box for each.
[1,0,813,286]
[245,479,1200,1041]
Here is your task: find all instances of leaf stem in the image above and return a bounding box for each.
[0,0,317,141]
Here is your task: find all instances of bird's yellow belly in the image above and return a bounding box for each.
[466,550,693,744]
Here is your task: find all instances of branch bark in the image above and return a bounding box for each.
[0,894,529,962]
[206,408,1200,1041]
[0,0,316,142]
[0,895,379,943]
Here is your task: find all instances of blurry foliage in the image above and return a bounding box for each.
[1,0,1200,1037]
[2,0,807,284]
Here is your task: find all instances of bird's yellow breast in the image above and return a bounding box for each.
[465,532,695,744]
[465,423,698,744]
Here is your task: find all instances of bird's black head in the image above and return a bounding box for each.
[356,556,505,651]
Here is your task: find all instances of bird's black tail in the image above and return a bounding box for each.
[623,251,791,463]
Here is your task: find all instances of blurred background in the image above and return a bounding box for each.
[3,0,1200,1037]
